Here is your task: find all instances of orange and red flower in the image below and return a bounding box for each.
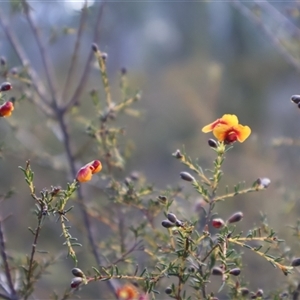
[116,284,139,300]
[0,101,14,117]
[76,160,102,183]
[202,114,251,144]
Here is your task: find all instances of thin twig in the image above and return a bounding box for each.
[231,0,300,73]
[0,9,51,111]
[24,212,43,300]
[61,0,88,102]
[0,218,18,300]
[21,0,58,104]
[62,2,105,113]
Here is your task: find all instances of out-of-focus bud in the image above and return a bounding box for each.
[167,213,177,223]
[71,267,84,278]
[180,171,195,182]
[91,43,99,52]
[0,101,14,117]
[0,82,12,92]
[173,149,183,159]
[255,177,271,189]
[165,287,172,295]
[208,138,218,148]
[256,289,263,297]
[229,268,241,276]
[291,95,300,104]
[101,52,108,60]
[0,56,6,66]
[117,284,139,300]
[212,218,225,229]
[162,220,175,228]
[121,67,127,75]
[227,211,243,224]
[158,195,167,204]
[240,287,249,296]
[175,220,183,227]
[76,165,93,183]
[70,277,83,288]
[291,257,300,267]
[212,267,223,276]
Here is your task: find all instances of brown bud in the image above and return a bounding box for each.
[229,268,241,276]
[121,67,127,75]
[162,220,174,228]
[291,257,300,267]
[212,218,225,229]
[180,171,195,182]
[70,277,83,288]
[208,138,218,148]
[0,56,6,66]
[212,267,223,276]
[71,267,84,278]
[291,95,300,104]
[91,43,99,52]
[240,287,249,296]
[101,52,108,60]
[256,289,263,297]
[158,195,167,203]
[173,149,183,159]
[0,82,12,92]
[167,213,177,223]
[227,211,243,224]
[255,177,271,189]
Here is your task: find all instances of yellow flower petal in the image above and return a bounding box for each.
[220,114,239,126]
[212,124,230,142]
[236,124,251,142]
[202,114,238,133]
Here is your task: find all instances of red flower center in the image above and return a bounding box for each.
[225,130,238,144]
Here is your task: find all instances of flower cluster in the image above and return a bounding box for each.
[76,160,102,183]
[0,101,14,117]
[202,114,251,144]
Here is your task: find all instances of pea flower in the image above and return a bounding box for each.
[76,160,102,183]
[116,284,139,300]
[0,101,14,117]
[202,114,251,144]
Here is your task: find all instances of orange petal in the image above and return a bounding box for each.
[91,160,102,174]
[236,124,251,142]
[76,166,93,183]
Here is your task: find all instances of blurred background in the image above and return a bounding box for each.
[1,0,300,298]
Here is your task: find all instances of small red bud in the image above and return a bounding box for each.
[0,82,12,92]
[212,218,225,229]
[70,277,83,288]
